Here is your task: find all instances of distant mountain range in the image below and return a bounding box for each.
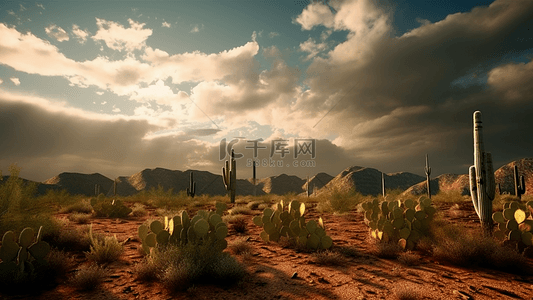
[4,158,532,198]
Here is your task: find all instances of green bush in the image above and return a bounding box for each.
[91,198,132,218]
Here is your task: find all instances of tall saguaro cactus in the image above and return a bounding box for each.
[513,165,526,199]
[425,154,432,199]
[187,172,196,198]
[469,111,496,235]
[381,172,386,198]
[222,149,237,203]
[253,160,257,197]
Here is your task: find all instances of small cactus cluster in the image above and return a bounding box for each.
[362,196,436,250]
[0,226,50,277]
[138,202,229,256]
[492,201,533,249]
[253,200,333,250]
[91,198,132,218]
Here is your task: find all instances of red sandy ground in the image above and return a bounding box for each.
[2,201,533,300]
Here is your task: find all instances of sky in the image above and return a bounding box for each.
[0,0,532,182]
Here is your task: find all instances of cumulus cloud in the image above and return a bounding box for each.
[287,0,533,174]
[162,21,171,28]
[92,18,152,51]
[294,2,335,30]
[0,79,3,84]
[10,77,21,85]
[299,37,328,60]
[72,24,89,43]
[142,40,260,84]
[268,32,279,38]
[45,24,69,42]
[487,60,533,102]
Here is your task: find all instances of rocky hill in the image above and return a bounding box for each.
[2,176,62,196]
[320,166,425,196]
[44,173,114,196]
[258,174,306,195]
[302,172,334,195]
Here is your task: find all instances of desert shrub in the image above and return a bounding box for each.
[311,250,346,266]
[0,164,37,216]
[430,190,468,203]
[85,226,124,264]
[67,212,92,224]
[131,203,148,217]
[157,243,245,291]
[316,187,368,214]
[61,199,93,214]
[431,221,531,274]
[91,198,132,218]
[228,237,253,255]
[37,189,78,207]
[70,264,106,291]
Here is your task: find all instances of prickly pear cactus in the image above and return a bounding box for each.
[492,201,533,252]
[138,202,229,256]
[253,200,333,251]
[361,196,436,251]
[0,226,50,278]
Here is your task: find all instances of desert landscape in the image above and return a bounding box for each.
[0,158,532,299]
[1,0,533,299]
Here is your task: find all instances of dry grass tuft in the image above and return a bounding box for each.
[67,212,92,224]
[311,250,347,266]
[393,284,422,300]
[131,203,148,217]
[397,251,421,267]
[229,237,253,255]
[70,264,106,291]
[133,258,160,282]
[230,215,248,234]
[85,226,124,265]
[370,237,403,259]
[60,200,93,214]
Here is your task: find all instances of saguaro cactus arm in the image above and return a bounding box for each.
[468,111,496,235]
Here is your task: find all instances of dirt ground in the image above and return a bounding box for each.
[2,201,533,300]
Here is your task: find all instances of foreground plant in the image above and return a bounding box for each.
[135,202,245,290]
[0,226,52,293]
[253,199,333,250]
[469,111,496,235]
[362,196,436,251]
[492,200,533,253]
